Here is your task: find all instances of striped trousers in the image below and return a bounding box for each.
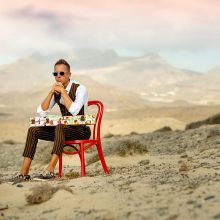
[23,125,91,160]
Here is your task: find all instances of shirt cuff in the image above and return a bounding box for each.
[37,104,50,117]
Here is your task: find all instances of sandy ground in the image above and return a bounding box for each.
[0,118,220,220]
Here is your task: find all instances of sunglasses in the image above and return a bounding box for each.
[52,71,66,77]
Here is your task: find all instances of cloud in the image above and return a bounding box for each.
[7,5,75,32]
[11,6,57,21]
[0,0,220,70]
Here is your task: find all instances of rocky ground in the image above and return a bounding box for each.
[0,124,220,220]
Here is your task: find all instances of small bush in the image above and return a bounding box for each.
[129,131,139,135]
[65,171,80,179]
[185,121,204,130]
[103,133,115,138]
[114,139,148,157]
[153,126,172,133]
[87,138,148,165]
[208,114,220,124]
[3,139,17,145]
[185,114,220,130]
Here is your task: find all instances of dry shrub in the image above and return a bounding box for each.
[65,171,80,179]
[87,139,148,165]
[113,139,148,157]
[129,131,139,135]
[103,133,115,138]
[26,183,72,205]
[179,162,191,172]
[153,126,172,133]
[3,139,17,145]
[185,113,220,130]
[185,121,204,130]
[207,114,220,124]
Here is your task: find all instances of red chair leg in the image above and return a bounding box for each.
[80,143,86,176]
[58,153,63,177]
[96,142,109,174]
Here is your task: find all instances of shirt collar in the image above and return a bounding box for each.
[65,79,74,93]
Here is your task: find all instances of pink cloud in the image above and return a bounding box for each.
[0,0,220,66]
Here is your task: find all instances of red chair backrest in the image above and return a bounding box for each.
[88,100,104,140]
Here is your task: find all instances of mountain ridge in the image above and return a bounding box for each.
[0,49,219,106]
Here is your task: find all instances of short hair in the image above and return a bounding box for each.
[54,59,70,71]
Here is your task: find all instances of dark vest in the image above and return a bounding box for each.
[54,83,84,116]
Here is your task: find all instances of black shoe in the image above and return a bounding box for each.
[8,174,31,184]
[33,171,55,180]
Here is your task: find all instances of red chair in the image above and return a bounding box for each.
[58,100,109,177]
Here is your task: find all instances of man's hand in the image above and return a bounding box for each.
[50,82,65,95]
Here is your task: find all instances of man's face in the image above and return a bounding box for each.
[54,64,71,85]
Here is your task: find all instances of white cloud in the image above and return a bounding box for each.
[0,0,220,71]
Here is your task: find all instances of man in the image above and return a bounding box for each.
[12,59,91,180]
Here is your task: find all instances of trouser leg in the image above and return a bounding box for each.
[51,124,65,157]
[52,125,91,157]
[23,125,91,159]
[23,126,55,159]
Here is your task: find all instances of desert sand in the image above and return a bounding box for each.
[0,106,220,220]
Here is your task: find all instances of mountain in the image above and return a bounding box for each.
[26,49,120,70]
[0,74,147,118]
[76,53,204,104]
[79,53,198,92]
[0,57,51,93]
[0,49,220,107]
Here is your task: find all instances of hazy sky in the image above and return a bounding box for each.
[1,0,220,72]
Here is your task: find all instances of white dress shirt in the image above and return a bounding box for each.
[37,80,88,117]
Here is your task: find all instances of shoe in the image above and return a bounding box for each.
[8,174,31,184]
[33,171,55,180]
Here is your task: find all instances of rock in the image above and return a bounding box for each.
[138,159,150,166]
[204,195,215,201]
[180,153,188,158]
[186,200,196,204]
[179,162,191,172]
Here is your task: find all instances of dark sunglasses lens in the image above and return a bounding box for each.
[52,72,65,76]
